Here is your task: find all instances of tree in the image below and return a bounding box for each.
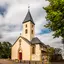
[44,0,64,38]
[0,42,3,58]
[2,42,12,58]
[0,42,12,58]
[47,47,55,61]
[52,48,62,61]
[54,48,62,54]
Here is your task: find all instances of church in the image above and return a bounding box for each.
[11,8,47,62]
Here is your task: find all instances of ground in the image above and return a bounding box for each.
[0,59,14,64]
[0,59,64,64]
[51,62,64,64]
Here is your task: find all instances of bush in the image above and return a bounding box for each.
[15,59,19,62]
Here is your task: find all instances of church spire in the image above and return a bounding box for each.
[22,6,35,41]
[23,6,35,25]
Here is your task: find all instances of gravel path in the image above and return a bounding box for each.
[0,59,14,64]
[0,59,64,64]
[0,59,23,64]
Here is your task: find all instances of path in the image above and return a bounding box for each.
[0,59,64,64]
[0,59,14,64]
[0,59,22,64]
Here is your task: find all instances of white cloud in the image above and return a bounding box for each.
[36,32,63,49]
[3,0,49,35]
[0,0,63,50]
[0,15,4,25]
[0,31,21,43]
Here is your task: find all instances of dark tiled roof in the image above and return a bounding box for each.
[31,37,43,44]
[12,36,47,48]
[31,37,41,44]
[46,45,50,48]
[23,10,35,25]
[31,37,47,48]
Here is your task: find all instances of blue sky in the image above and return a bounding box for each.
[0,0,63,49]
[0,4,8,16]
[39,28,51,35]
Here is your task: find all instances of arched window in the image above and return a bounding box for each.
[25,24,27,28]
[25,29,28,34]
[32,45,35,54]
[32,30,33,34]
[32,25,33,28]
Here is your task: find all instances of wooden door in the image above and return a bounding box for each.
[19,52,22,60]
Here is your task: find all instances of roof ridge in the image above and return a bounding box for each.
[12,36,31,47]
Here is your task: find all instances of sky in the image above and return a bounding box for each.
[0,0,63,49]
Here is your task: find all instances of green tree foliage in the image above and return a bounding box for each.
[0,42,12,58]
[47,47,55,61]
[51,48,62,61]
[47,47,54,55]
[0,42,3,58]
[44,0,64,38]
[47,47,62,61]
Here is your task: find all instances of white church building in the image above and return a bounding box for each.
[11,8,47,62]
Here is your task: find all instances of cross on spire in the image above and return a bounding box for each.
[28,5,30,11]
[22,5,35,25]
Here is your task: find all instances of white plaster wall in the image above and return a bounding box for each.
[41,46,47,51]
[21,37,31,60]
[31,44,41,61]
[22,22,35,41]
[11,39,19,60]
[11,37,31,60]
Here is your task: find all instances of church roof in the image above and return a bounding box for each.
[31,37,44,45]
[31,37,47,47]
[31,37,42,44]
[12,36,47,48]
[21,36,31,44]
[12,36,31,47]
[23,10,35,25]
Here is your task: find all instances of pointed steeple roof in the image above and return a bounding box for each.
[23,7,35,25]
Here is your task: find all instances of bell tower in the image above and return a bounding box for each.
[22,6,35,41]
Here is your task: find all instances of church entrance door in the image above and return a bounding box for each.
[19,52,22,60]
